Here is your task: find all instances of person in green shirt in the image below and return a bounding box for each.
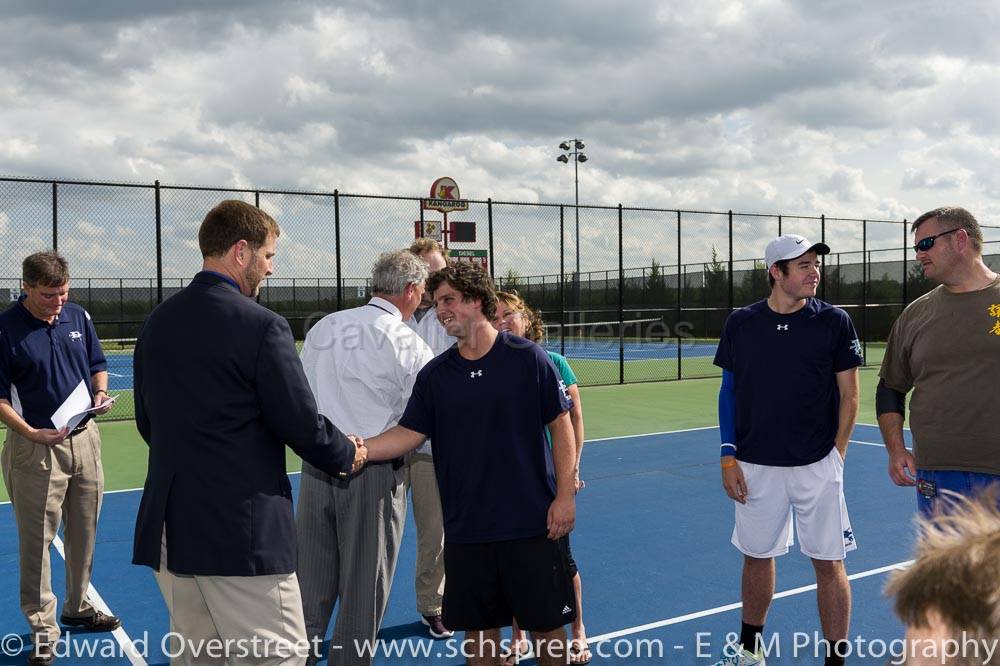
[494,291,590,665]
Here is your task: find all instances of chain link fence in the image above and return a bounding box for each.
[3,175,999,422]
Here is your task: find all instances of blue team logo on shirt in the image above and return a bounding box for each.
[843,528,855,545]
[849,338,863,362]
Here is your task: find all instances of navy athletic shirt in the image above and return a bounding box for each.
[0,297,107,430]
[713,298,863,466]
[398,331,572,543]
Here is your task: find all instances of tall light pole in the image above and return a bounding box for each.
[557,139,587,278]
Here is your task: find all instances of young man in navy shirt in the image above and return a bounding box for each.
[364,262,577,666]
[713,235,862,666]
[0,252,118,666]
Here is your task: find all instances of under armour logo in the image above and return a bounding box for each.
[470,370,483,379]
[776,324,789,331]
[562,605,573,615]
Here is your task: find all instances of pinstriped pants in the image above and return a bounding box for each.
[296,461,406,666]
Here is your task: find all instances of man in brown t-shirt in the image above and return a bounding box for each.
[878,206,1000,514]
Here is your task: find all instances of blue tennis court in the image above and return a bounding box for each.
[0,424,917,665]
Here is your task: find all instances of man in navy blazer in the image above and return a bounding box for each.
[133,200,365,664]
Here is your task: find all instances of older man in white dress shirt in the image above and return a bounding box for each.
[296,250,434,665]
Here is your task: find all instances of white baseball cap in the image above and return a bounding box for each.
[764,234,830,269]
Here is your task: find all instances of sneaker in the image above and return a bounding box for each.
[711,647,766,666]
[420,614,454,639]
[59,611,122,632]
[27,643,54,666]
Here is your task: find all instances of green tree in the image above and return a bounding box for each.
[737,260,768,304]
[501,268,522,293]
[703,245,729,307]
[646,259,667,305]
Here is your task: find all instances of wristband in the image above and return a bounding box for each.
[721,459,737,469]
[95,389,109,396]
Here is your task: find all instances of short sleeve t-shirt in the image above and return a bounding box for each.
[879,278,1000,474]
[544,351,577,449]
[398,331,572,543]
[713,298,863,466]
[0,298,107,429]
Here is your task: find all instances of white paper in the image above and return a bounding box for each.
[62,395,118,432]
[51,381,92,430]
[51,382,117,431]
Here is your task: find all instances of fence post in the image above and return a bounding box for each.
[862,219,868,365]
[488,198,495,281]
[820,214,826,301]
[155,180,163,304]
[618,204,624,385]
[901,218,908,307]
[676,210,682,380]
[334,190,342,311]
[777,214,782,237]
[559,205,565,357]
[52,182,58,251]
[727,210,734,312]
[255,191,260,208]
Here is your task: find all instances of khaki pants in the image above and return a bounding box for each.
[405,453,446,616]
[155,532,311,666]
[1,420,104,645]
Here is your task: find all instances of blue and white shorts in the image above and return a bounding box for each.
[732,447,856,560]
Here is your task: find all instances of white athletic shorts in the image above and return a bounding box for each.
[732,447,856,560]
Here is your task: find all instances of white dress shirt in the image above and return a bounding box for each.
[405,308,456,454]
[302,297,433,441]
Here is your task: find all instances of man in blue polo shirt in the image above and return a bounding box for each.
[0,251,118,666]
[712,235,862,666]
[363,262,577,666]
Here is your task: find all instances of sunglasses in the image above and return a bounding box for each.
[913,227,961,252]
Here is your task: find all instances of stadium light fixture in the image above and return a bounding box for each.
[557,138,588,277]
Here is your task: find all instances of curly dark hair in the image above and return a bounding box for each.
[427,262,497,322]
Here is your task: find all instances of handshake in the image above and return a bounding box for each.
[348,434,367,475]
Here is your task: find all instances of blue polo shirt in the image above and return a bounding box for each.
[0,297,107,429]
[713,298,863,466]
[398,331,573,543]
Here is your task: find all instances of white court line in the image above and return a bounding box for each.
[51,535,147,666]
[0,426,909,506]
[857,422,912,432]
[850,439,885,448]
[588,559,914,644]
[1,428,719,505]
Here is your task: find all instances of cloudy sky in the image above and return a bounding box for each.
[1,0,999,279]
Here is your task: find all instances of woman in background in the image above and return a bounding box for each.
[494,291,590,665]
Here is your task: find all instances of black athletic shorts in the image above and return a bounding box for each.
[557,535,578,577]
[442,534,576,632]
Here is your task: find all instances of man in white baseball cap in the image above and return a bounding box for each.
[710,234,861,666]
[764,234,830,269]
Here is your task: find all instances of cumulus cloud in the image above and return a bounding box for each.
[1,0,999,277]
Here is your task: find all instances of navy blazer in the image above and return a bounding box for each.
[132,272,355,576]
